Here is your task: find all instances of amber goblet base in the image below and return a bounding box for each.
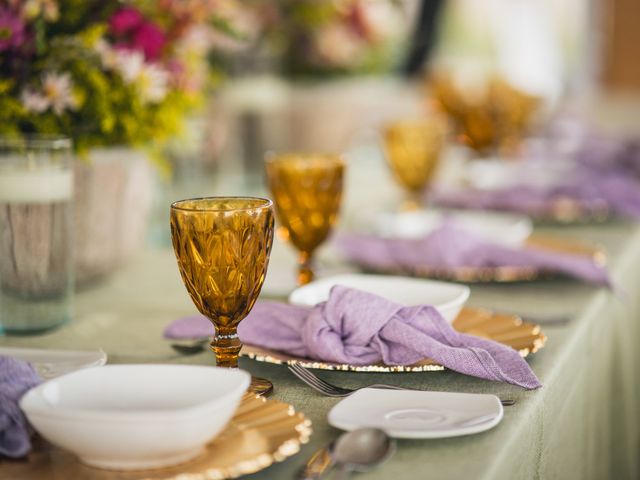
[208,334,273,396]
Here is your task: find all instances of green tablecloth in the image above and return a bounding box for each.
[2,220,639,480]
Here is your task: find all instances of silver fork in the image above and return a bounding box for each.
[287,363,516,406]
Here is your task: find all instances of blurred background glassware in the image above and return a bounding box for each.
[0,136,74,334]
[170,197,275,395]
[265,153,345,286]
[382,118,445,209]
[429,71,541,157]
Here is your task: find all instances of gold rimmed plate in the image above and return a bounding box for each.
[4,394,311,480]
[351,235,605,283]
[241,307,546,372]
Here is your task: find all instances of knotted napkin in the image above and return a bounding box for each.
[165,286,542,389]
[0,356,41,458]
[337,223,610,286]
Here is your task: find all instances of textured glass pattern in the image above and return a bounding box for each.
[383,119,445,194]
[265,154,344,285]
[170,197,274,368]
[431,74,540,154]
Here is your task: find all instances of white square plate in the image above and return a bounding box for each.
[0,346,106,379]
[328,388,503,439]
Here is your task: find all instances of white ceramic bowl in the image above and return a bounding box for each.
[20,365,250,470]
[289,274,470,324]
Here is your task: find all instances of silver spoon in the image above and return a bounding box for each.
[331,428,395,479]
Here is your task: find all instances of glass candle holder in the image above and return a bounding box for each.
[0,136,74,334]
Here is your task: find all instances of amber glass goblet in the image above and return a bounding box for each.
[170,197,274,395]
[382,119,445,209]
[265,154,344,286]
[430,72,540,156]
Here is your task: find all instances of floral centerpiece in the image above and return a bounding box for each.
[274,0,408,78]
[0,0,231,159]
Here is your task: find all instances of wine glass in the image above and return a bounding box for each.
[382,119,445,209]
[170,197,275,395]
[265,153,345,286]
[430,72,540,157]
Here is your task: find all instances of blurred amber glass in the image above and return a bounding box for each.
[170,197,274,393]
[430,72,540,155]
[265,154,344,286]
[383,119,445,204]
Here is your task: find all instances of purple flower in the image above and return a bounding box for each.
[109,7,144,35]
[0,7,26,52]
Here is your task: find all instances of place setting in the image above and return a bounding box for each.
[158,152,553,461]
[2,2,637,478]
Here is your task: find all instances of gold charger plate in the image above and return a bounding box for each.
[2,394,311,480]
[241,307,547,372]
[356,235,606,283]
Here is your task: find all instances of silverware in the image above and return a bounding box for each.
[288,363,516,406]
[332,428,395,480]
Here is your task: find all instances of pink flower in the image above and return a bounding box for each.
[132,21,165,61]
[0,7,26,51]
[109,7,144,35]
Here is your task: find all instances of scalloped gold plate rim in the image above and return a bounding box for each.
[5,394,311,480]
[241,307,546,373]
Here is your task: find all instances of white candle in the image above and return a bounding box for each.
[0,169,73,203]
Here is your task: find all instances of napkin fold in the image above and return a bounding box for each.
[337,223,610,286]
[0,356,41,458]
[165,286,542,390]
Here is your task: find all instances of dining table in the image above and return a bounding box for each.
[2,93,640,480]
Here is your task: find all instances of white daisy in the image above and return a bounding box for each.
[137,63,169,104]
[22,72,77,115]
[115,50,145,85]
[41,72,77,115]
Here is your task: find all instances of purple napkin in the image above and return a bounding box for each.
[165,286,542,389]
[432,174,640,220]
[433,135,640,220]
[0,356,41,458]
[336,223,610,286]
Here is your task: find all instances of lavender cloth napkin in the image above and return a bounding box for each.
[0,356,41,458]
[432,173,640,220]
[336,223,610,286]
[433,135,640,220]
[165,286,542,390]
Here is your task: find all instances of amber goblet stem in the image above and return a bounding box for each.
[210,323,273,395]
[297,251,314,286]
[400,190,425,212]
[210,324,241,368]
